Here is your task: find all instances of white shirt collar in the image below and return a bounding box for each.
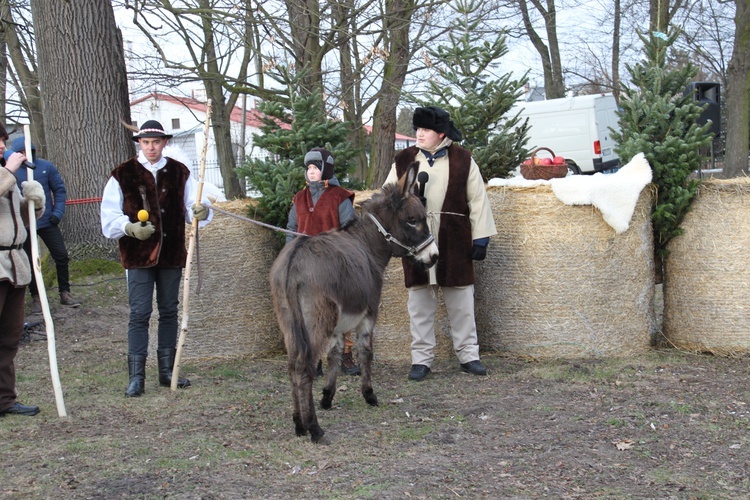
[138,151,168,173]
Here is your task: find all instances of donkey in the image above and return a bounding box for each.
[270,162,438,443]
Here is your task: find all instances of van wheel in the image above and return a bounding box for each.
[566,162,581,175]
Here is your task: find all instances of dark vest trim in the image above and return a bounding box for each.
[394,145,475,287]
[112,157,191,269]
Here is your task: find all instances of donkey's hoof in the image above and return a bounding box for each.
[363,388,379,407]
[310,428,327,444]
[321,387,334,410]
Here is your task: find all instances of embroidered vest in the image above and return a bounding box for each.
[112,157,191,269]
[294,185,355,236]
[395,144,474,287]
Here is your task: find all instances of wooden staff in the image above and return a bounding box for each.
[24,125,67,417]
[172,99,212,390]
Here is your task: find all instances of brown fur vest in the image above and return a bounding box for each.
[395,144,474,287]
[112,157,191,269]
[294,185,354,236]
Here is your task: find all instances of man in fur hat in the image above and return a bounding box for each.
[383,106,497,381]
[101,120,213,397]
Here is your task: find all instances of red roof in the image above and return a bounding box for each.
[130,92,290,129]
[363,124,416,141]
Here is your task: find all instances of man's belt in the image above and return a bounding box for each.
[0,244,23,251]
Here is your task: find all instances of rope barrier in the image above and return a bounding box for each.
[66,197,102,205]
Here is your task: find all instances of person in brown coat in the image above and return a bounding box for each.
[0,124,45,417]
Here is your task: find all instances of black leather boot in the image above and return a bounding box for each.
[157,348,191,388]
[125,354,146,397]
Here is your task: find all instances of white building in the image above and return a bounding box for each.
[129,92,416,193]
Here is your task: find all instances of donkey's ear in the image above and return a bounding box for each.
[398,162,419,199]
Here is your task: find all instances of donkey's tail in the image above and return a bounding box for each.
[285,243,316,380]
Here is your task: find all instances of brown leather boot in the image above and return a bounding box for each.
[340,351,361,376]
[60,291,81,307]
[30,296,42,314]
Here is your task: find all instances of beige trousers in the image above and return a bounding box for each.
[407,284,481,366]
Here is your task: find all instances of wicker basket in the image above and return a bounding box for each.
[520,147,569,180]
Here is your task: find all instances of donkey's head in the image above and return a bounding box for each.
[363,162,439,269]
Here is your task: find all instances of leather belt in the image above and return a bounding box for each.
[0,244,23,251]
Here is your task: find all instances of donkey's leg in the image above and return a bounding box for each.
[299,370,325,442]
[357,319,379,407]
[288,357,307,437]
[321,338,343,410]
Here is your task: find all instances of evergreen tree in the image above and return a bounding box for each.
[421,0,529,180]
[236,86,357,232]
[612,29,714,272]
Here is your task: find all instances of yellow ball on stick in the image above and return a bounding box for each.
[137,209,149,225]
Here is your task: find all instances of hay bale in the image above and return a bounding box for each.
[148,199,284,361]
[474,184,656,358]
[664,178,750,355]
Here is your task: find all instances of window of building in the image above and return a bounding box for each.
[172,118,181,130]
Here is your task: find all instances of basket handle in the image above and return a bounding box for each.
[530,147,556,158]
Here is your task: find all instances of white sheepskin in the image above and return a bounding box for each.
[550,153,651,233]
[488,153,652,234]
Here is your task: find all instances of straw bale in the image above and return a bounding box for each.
[148,199,283,361]
[664,178,750,355]
[474,184,656,359]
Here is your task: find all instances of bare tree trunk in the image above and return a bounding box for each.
[29,0,133,258]
[649,0,685,32]
[334,0,368,182]
[199,1,243,198]
[0,1,45,152]
[519,0,565,98]
[367,0,415,188]
[723,0,750,177]
[612,0,621,102]
[284,0,325,93]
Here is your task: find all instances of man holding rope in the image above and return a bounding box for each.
[101,120,213,397]
[0,123,44,417]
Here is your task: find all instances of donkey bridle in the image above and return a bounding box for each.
[365,212,435,257]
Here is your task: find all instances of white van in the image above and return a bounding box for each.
[510,93,621,174]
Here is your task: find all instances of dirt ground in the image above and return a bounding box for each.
[3,274,750,498]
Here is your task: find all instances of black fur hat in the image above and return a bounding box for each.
[413,106,462,142]
[304,147,335,180]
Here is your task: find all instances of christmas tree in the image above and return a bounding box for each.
[612,29,714,275]
[237,86,356,232]
[420,0,529,179]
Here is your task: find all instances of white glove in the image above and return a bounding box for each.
[125,221,156,240]
[22,181,45,207]
[192,203,209,221]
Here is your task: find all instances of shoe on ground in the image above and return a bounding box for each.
[0,402,40,417]
[460,360,487,376]
[30,296,42,314]
[60,291,81,307]
[408,364,431,381]
[340,351,361,376]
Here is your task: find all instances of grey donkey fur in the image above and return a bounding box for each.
[270,162,438,443]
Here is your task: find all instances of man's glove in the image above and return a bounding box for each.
[21,181,45,207]
[125,221,155,240]
[192,203,209,221]
[470,244,487,261]
[49,215,60,225]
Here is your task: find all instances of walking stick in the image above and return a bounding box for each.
[172,99,212,390]
[24,125,67,417]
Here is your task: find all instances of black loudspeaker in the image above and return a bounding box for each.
[685,82,721,136]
